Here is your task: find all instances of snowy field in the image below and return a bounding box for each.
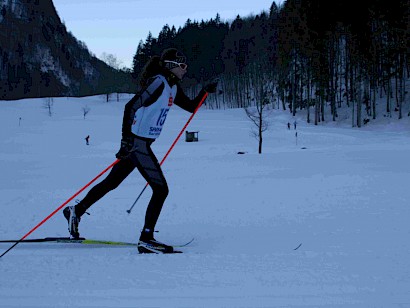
[0,95,410,307]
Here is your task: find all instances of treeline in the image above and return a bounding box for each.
[133,0,409,126]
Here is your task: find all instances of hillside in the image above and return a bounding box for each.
[0,0,133,100]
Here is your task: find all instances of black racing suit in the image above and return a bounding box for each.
[75,73,206,232]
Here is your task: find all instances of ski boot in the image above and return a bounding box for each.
[63,206,81,239]
[137,229,174,254]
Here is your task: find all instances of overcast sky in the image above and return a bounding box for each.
[53,0,279,68]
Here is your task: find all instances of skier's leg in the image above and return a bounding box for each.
[129,138,168,233]
[75,158,135,217]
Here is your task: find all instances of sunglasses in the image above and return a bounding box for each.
[164,60,188,70]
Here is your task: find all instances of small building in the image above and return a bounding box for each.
[185,131,199,142]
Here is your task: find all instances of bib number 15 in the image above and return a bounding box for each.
[156,108,169,126]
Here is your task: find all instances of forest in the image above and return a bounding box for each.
[132,0,409,126]
[1,0,408,127]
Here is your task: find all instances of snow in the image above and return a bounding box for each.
[35,47,72,88]
[1,95,410,307]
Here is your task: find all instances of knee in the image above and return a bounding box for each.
[153,183,169,199]
[160,184,169,198]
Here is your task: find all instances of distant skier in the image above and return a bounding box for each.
[294,121,297,130]
[63,48,217,253]
[287,122,290,130]
[85,135,90,145]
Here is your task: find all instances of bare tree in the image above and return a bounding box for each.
[245,104,269,154]
[244,62,273,154]
[43,97,53,117]
[82,106,91,119]
[100,52,123,70]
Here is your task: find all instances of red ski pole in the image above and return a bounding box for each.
[126,92,208,214]
[0,159,120,258]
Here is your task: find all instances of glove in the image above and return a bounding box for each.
[203,79,218,93]
[115,136,135,160]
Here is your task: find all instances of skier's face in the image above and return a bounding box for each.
[170,63,187,80]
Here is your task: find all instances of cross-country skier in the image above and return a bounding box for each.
[63,48,217,253]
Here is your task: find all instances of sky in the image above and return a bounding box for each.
[52,0,279,69]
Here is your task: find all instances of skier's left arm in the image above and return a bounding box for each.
[174,80,218,113]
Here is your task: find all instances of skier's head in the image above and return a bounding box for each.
[160,48,188,80]
[161,48,187,69]
[139,48,187,87]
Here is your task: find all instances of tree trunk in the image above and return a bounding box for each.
[386,75,392,117]
[259,116,263,154]
[372,81,377,120]
[356,80,362,128]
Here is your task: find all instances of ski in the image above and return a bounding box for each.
[0,237,134,246]
[0,236,194,248]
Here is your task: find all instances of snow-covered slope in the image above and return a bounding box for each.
[1,96,409,307]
